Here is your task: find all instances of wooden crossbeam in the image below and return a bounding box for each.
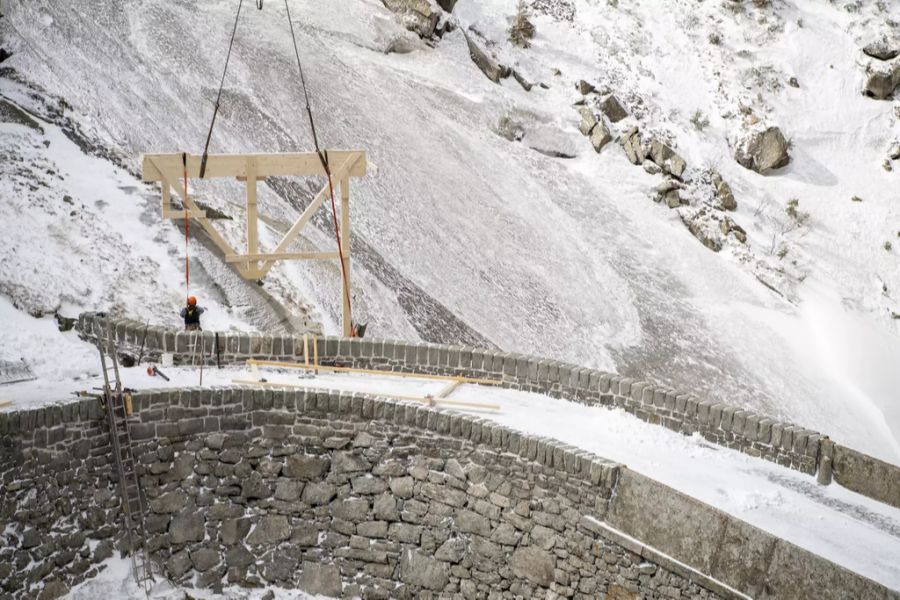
[224,251,341,263]
[246,358,503,387]
[142,151,367,181]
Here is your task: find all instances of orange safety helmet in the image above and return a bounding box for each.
[187,295,197,306]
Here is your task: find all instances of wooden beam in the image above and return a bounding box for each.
[246,359,503,387]
[340,176,351,337]
[231,378,500,411]
[436,379,462,399]
[257,154,359,276]
[224,251,341,263]
[245,157,259,273]
[162,209,207,219]
[142,151,367,181]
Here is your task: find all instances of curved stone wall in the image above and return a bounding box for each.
[76,313,900,509]
[1,388,894,599]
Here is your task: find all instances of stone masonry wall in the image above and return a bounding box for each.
[1,387,894,600]
[75,313,900,509]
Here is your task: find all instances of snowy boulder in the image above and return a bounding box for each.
[733,126,791,173]
[863,36,900,61]
[578,107,598,136]
[711,171,737,211]
[863,63,900,100]
[381,0,442,37]
[576,79,596,95]
[598,94,628,123]
[648,139,687,179]
[642,160,661,175]
[720,217,747,243]
[464,33,506,83]
[589,120,612,152]
[679,207,724,252]
[525,123,578,158]
[495,115,526,142]
[620,127,645,165]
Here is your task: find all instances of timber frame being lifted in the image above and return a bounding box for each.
[141,151,367,336]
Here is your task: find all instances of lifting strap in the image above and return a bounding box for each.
[199,0,245,179]
[283,0,355,335]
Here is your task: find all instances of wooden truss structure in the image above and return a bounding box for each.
[142,151,367,336]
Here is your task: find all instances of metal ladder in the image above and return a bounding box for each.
[97,337,154,595]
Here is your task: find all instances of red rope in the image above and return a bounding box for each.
[323,166,353,335]
[183,154,190,303]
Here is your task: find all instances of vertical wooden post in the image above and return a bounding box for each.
[246,158,259,276]
[340,176,352,337]
[162,183,171,214]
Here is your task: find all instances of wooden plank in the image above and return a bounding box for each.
[142,151,367,181]
[246,359,503,386]
[436,379,462,399]
[257,154,359,276]
[224,251,341,263]
[340,176,351,337]
[246,157,259,273]
[303,334,309,367]
[313,335,319,375]
[162,209,207,219]
[230,379,500,411]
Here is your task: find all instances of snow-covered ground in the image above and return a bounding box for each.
[64,556,334,600]
[1,0,898,464]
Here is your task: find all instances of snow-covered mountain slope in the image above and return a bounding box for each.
[1,0,899,462]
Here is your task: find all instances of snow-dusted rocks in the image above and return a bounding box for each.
[381,0,442,37]
[464,33,506,83]
[598,94,628,123]
[589,119,612,152]
[863,36,900,61]
[575,79,596,95]
[648,139,687,179]
[654,179,685,209]
[733,125,791,173]
[578,106,598,136]
[576,107,612,153]
[711,171,737,211]
[863,62,900,100]
[620,127,645,165]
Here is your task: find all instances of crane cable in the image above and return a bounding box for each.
[199,0,246,179]
[283,0,355,335]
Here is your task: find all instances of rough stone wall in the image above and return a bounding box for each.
[131,407,711,599]
[75,313,900,509]
[0,388,894,600]
[0,399,119,600]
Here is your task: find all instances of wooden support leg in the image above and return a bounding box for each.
[246,158,259,275]
[340,177,352,337]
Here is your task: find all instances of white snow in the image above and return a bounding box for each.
[63,556,335,600]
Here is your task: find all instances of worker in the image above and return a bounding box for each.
[180,296,205,331]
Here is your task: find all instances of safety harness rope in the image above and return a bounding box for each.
[182,153,190,303]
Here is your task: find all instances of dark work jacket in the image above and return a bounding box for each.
[180,306,205,325]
